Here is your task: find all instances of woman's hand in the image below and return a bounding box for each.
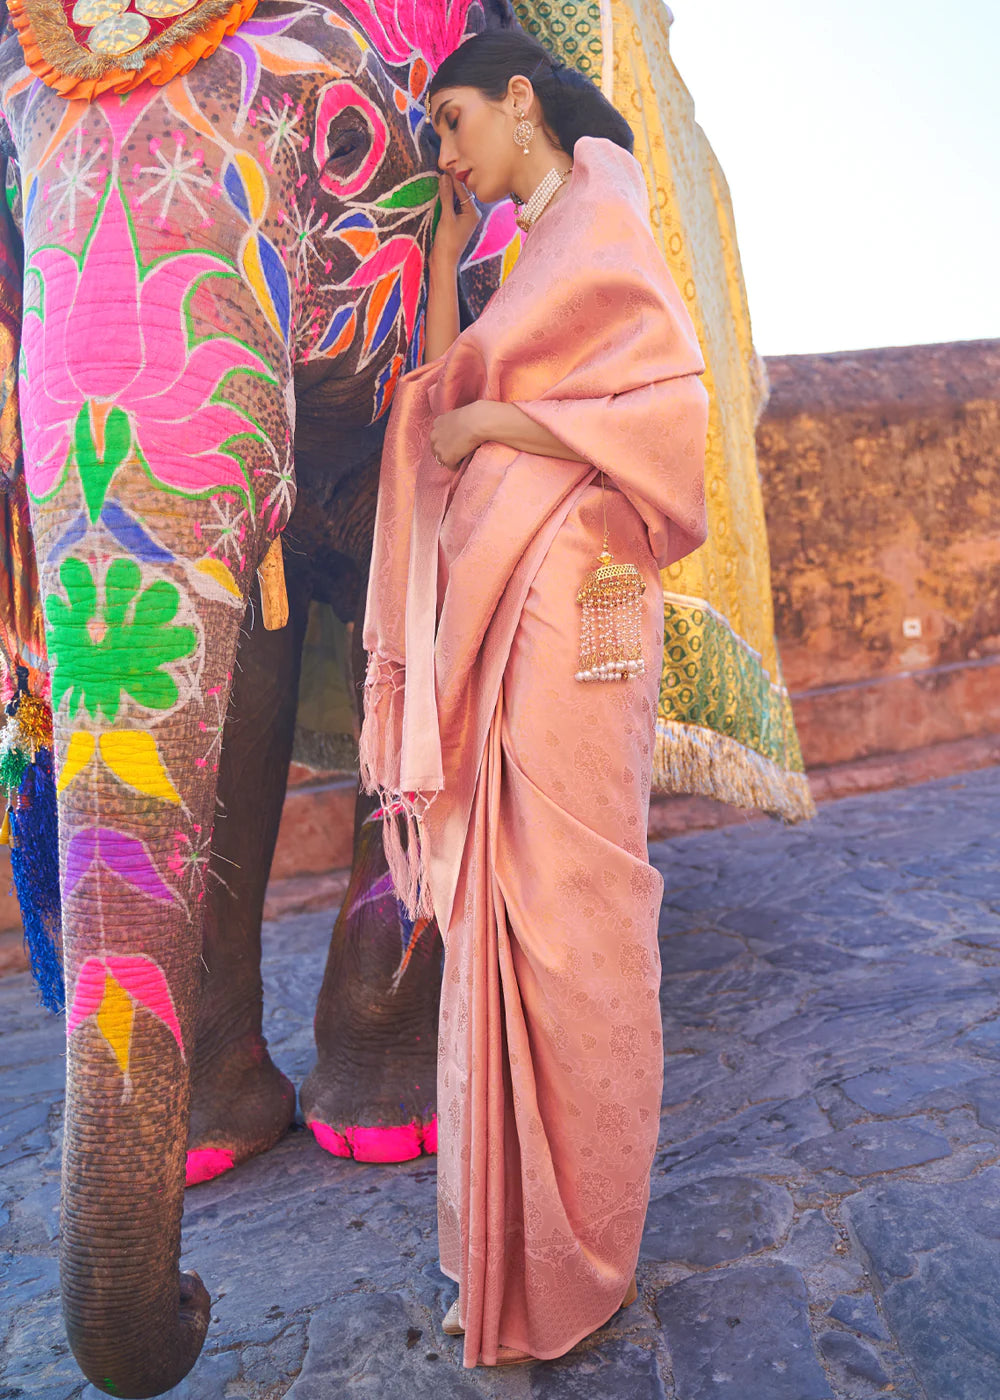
[429,403,486,471]
[430,172,480,269]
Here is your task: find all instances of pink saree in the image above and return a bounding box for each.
[360,136,708,1365]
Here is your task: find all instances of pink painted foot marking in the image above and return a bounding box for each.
[421,1114,438,1154]
[309,1120,351,1158]
[185,1148,235,1187]
[351,1123,422,1162]
[308,1114,438,1163]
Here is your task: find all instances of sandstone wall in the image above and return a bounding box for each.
[756,339,1000,770]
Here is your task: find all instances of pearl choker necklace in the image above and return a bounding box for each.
[515,166,572,232]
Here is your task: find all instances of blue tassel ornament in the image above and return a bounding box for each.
[8,745,63,1012]
[1,674,63,1012]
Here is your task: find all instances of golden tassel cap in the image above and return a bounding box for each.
[576,552,646,605]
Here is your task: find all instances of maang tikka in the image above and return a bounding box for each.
[575,474,646,683]
[512,105,534,154]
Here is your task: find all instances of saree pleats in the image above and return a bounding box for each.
[434,487,665,1364]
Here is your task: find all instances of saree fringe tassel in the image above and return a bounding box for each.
[379,802,435,923]
[653,719,816,825]
[359,652,436,923]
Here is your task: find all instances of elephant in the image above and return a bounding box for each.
[0,0,526,1392]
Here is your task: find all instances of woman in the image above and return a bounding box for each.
[359,30,709,1368]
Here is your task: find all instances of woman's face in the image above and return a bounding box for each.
[430,85,519,205]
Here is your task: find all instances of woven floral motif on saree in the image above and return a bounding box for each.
[8,0,258,99]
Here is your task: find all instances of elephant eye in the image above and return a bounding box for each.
[322,114,371,178]
[329,131,362,160]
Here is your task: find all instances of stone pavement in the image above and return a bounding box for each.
[3,765,1000,1399]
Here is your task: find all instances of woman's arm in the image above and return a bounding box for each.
[473,402,589,462]
[429,399,589,470]
[424,255,461,363]
[424,174,480,362]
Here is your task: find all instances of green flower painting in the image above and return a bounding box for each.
[46,558,197,722]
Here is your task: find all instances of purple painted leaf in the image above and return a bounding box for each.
[64,827,176,904]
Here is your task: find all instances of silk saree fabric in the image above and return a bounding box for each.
[360,137,707,1364]
[515,0,814,821]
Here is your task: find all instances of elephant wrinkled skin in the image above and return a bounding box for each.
[0,0,516,1392]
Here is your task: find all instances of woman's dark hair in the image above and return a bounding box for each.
[428,30,634,155]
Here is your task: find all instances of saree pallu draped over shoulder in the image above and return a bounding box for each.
[360,137,709,1366]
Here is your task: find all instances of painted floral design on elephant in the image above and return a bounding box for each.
[339,0,474,70]
[68,951,185,1098]
[22,176,276,508]
[46,557,198,722]
[57,730,183,805]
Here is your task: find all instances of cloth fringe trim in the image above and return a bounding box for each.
[377,798,435,923]
[653,719,816,825]
[358,650,436,923]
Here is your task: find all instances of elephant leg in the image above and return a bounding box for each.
[300,802,442,1161]
[186,575,310,1185]
[301,598,441,1162]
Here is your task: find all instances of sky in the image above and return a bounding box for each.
[667,0,1000,356]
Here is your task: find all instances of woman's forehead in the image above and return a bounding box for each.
[429,85,498,126]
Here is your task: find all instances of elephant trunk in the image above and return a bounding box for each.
[55,772,218,1394]
[59,928,210,1396]
[45,549,270,1394]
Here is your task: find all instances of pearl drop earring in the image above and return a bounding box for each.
[512,105,534,155]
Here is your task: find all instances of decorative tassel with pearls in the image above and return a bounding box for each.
[575,474,646,683]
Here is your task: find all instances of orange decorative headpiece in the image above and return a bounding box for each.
[8,0,259,99]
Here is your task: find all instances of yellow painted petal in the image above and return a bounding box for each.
[500,233,522,285]
[196,556,242,598]
[99,731,181,804]
[96,974,134,1076]
[234,151,267,223]
[57,731,96,794]
[241,238,283,341]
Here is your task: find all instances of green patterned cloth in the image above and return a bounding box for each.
[512,1,606,81]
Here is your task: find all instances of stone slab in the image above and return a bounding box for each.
[827,1291,890,1341]
[762,939,862,974]
[715,906,827,943]
[530,1335,667,1398]
[839,1060,983,1114]
[284,1291,482,1399]
[655,1263,832,1400]
[958,1018,1000,1059]
[966,1077,1000,1133]
[642,1175,794,1267]
[845,1169,1000,1400]
[818,1330,891,1386]
[660,930,745,973]
[658,1095,830,1178]
[793,1119,952,1176]
[826,915,938,950]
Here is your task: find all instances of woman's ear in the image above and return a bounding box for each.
[506,74,535,114]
